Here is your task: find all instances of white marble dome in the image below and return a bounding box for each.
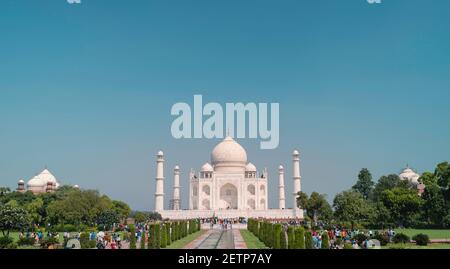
[201,163,214,172]
[245,162,256,172]
[211,136,248,172]
[399,166,420,184]
[27,169,60,194]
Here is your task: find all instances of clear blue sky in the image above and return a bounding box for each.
[1,0,449,211]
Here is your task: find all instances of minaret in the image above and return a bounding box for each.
[292,150,301,210]
[155,151,165,212]
[172,165,181,210]
[278,165,286,209]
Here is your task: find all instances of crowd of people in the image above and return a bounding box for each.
[296,226,398,249]
[18,230,59,243]
[200,217,247,230]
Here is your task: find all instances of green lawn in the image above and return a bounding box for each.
[240,230,268,249]
[393,229,450,240]
[383,243,450,249]
[166,230,205,249]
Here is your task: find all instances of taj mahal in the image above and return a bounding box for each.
[153,136,304,220]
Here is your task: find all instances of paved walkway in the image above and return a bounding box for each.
[183,229,248,249]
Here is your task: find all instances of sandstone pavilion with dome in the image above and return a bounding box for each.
[399,165,426,196]
[16,168,79,195]
[153,136,304,220]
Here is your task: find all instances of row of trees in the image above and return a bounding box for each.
[248,219,329,249]
[0,186,132,236]
[297,162,450,229]
[129,219,201,249]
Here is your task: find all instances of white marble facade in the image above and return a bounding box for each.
[155,136,304,220]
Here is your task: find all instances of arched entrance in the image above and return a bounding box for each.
[219,183,238,210]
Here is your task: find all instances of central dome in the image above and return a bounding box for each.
[211,136,248,172]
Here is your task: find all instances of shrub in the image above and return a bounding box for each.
[305,231,314,249]
[343,243,353,249]
[267,223,274,248]
[18,237,36,246]
[128,225,136,249]
[161,225,167,248]
[88,240,96,249]
[140,230,146,249]
[280,230,288,249]
[412,234,429,246]
[287,227,295,249]
[154,223,161,249]
[352,233,368,245]
[294,227,305,249]
[321,232,330,249]
[79,233,90,249]
[40,237,59,249]
[393,233,410,244]
[0,236,17,249]
[148,224,155,249]
[373,233,389,246]
[272,224,282,249]
[166,223,171,246]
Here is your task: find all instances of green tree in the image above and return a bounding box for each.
[333,191,373,229]
[419,172,438,186]
[435,162,450,200]
[421,184,447,226]
[352,168,374,200]
[112,200,131,223]
[0,204,31,236]
[372,174,407,201]
[380,188,423,227]
[133,212,148,224]
[25,198,44,225]
[96,209,120,231]
[0,187,11,196]
[297,191,333,223]
[370,201,392,229]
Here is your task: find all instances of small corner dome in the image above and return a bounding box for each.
[293,150,300,156]
[73,185,80,189]
[279,165,284,170]
[201,163,214,172]
[174,165,180,170]
[246,163,257,172]
[157,150,164,156]
[18,179,25,184]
